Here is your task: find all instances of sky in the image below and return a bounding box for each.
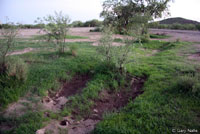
[0,0,200,24]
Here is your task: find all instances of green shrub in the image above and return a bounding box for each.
[69,45,78,56]
[90,27,102,32]
[6,57,28,81]
[141,34,150,43]
[196,24,200,31]
[171,74,200,97]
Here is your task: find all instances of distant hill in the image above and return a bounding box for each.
[159,17,200,25]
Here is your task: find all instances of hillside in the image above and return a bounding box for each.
[159,17,200,25]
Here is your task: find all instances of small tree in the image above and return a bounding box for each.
[36,11,71,54]
[0,23,18,74]
[97,26,134,75]
[96,27,115,63]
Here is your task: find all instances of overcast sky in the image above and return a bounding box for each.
[0,0,200,24]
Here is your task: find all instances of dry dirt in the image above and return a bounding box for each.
[187,44,200,61]
[5,28,200,56]
[150,29,200,42]
[15,27,126,46]
[15,28,200,43]
[7,48,34,56]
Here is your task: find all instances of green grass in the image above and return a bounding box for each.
[33,34,88,40]
[0,112,47,134]
[65,35,88,39]
[150,34,170,39]
[113,38,123,43]
[0,39,200,134]
[93,41,200,134]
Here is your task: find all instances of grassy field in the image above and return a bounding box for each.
[0,37,199,134]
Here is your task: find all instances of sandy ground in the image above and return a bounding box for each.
[6,27,200,57]
[1,27,200,43]
[149,29,200,42]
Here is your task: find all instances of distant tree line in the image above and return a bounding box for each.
[0,19,102,29]
[0,24,45,29]
[149,22,200,31]
[70,19,102,27]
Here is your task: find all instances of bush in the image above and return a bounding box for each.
[71,21,84,27]
[69,45,78,56]
[0,23,19,74]
[196,24,200,31]
[6,57,28,81]
[171,74,200,97]
[90,27,102,32]
[141,34,150,43]
[35,11,70,54]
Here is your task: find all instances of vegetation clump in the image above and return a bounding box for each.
[0,23,19,74]
[35,11,71,54]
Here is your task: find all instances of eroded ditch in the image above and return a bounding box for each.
[37,75,146,134]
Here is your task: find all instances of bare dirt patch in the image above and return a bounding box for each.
[14,28,200,43]
[187,44,200,62]
[37,76,146,134]
[89,77,145,120]
[7,48,34,56]
[58,74,91,98]
[150,29,200,42]
[41,74,91,112]
[188,52,200,61]
[59,76,146,134]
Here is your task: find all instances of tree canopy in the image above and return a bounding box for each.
[101,0,172,32]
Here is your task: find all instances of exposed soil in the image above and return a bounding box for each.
[36,76,146,134]
[188,52,200,61]
[60,76,146,134]
[6,48,34,56]
[150,29,200,42]
[5,28,200,43]
[41,74,91,112]
[89,77,145,120]
[187,44,200,61]
[58,74,91,98]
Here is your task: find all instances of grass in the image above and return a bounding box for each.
[93,41,200,134]
[0,38,200,134]
[65,35,88,39]
[32,34,88,40]
[150,33,171,39]
[113,38,123,43]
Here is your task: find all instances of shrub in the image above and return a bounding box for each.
[90,27,102,32]
[35,11,71,54]
[84,19,102,27]
[171,74,200,97]
[141,34,150,43]
[0,23,19,74]
[69,45,78,56]
[96,26,133,75]
[6,57,28,81]
[196,24,200,31]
